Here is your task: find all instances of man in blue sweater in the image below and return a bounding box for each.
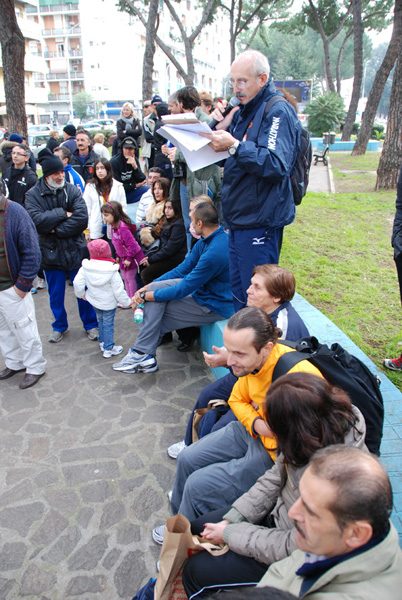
[0,189,46,389]
[113,202,234,374]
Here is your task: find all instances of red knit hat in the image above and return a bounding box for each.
[87,239,112,260]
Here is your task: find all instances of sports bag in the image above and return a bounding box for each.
[264,95,312,205]
[272,337,384,456]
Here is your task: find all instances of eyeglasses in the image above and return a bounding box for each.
[12,152,27,157]
[229,74,263,89]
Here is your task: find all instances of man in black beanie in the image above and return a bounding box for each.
[25,148,98,343]
[61,123,77,154]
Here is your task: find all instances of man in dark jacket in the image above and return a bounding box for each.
[61,124,77,154]
[110,136,148,213]
[25,149,98,343]
[202,50,301,311]
[3,143,38,207]
[70,130,99,183]
[0,186,46,389]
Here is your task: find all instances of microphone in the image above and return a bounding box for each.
[209,96,241,130]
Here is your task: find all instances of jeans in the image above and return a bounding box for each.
[44,268,98,332]
[184,371,238,446]
[180,182,192,252]
[94,307,116,350]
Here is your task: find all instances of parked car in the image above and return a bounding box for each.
[28,132,51,159]
[28,124,53,134]
[96,119,116,131]
[81,121,103,131]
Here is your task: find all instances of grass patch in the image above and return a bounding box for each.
[330,151,381,194]
[281,188,402,390]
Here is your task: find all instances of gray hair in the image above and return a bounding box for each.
[168,91,179,105]
[235,50,270,78]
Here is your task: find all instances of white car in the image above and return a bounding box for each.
[28,124,53,134]
[96,119,116,131]
[81,121,103,131]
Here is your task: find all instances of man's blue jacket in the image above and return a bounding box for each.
[153,226,234,318]
[222,79,301,231]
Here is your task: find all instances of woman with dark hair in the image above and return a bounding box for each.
[139,198,186,284]
[139,177,171,249]
[181,372,366,599]
[83,157,126,241]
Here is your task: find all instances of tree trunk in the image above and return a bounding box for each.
[230,0,236,64]
[0,0,27,136]
[142,0,159,101]
[376,50,402,190]
[183,37,195,86]
[336,27,353,95]
[342,0,363,141]
[352,0,402,155]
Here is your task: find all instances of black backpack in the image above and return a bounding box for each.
[272,337,384,456]
[264,95,312,206]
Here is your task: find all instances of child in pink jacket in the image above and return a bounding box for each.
[101,201,145,298]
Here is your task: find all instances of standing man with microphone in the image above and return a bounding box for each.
[202,50,301,311]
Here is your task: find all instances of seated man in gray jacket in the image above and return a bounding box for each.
[258,446,401,600]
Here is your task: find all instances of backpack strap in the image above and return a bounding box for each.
[272,341,309,381]
[264,95,287,117]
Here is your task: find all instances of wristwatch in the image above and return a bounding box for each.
[228,140,239,156]
[140,291,146,300]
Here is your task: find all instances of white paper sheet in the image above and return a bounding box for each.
[158,121,229,171]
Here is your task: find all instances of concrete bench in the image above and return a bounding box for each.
[199,293,402,543]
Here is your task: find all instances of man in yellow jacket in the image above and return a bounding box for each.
[152,307,322,544]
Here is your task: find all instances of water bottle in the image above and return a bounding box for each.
[133,303,144,323]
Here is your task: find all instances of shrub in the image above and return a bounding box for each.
[304,92,345,137]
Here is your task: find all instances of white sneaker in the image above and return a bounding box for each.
[167,490,172,502]
[167,440,186,459]
[112,348,158,373]
[37,277,46,289]
[152,525,166,545]
[103,345,123,359]
[99,342,104,351]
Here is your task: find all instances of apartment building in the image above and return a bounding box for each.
[0,0,47,127]
[2,0,231,126]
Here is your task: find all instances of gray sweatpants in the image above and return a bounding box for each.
[133,279,224,356]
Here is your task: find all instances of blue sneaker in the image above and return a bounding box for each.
[112,348,158,373]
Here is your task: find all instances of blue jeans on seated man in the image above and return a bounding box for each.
[94,307,116,350]
[44,268,98,333]
[184,371,238,446]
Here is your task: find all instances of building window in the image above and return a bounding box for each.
[89,41,94,46]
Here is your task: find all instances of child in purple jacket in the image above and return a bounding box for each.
[101,201,145,298]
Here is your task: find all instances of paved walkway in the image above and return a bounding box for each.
[0,286,212,599]
[308,159,332,194]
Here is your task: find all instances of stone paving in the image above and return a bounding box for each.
[0,284,213,599]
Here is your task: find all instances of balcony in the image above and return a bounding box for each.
[46,72,84,81]
[48,93,71,102]
[42,27,81,37]
[39,3,79,14]
[44,49,82,59]
[17,17,42,41]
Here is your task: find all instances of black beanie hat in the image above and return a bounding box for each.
[63,123,76,136]
[38,148,64,177]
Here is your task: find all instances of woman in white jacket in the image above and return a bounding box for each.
[83,157,126,241]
